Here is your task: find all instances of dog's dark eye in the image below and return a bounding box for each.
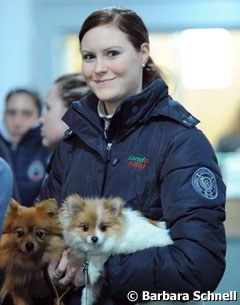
[99,223,107,232]
[35,231,45,239]
[15,229,25,238]
[81,224,89,232]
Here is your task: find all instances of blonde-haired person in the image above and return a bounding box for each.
[41,8,226,305]
[40,73,90,149]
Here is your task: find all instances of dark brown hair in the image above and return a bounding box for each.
[54,73,90,108]
[5,89,42,116]
[79,7,163,87]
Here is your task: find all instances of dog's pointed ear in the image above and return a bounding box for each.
[3,199,21,232]
[63,194,86,215]
[104,197,125,216]
[37,199,58,217]
[7,198,21,215]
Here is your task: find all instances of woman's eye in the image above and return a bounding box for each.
[82,54,95,61]
[107,50,119,57]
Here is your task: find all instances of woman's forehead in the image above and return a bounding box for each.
[81,24,130,50]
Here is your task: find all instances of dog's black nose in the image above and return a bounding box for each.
[25,242,34,251]
[91,236,98,243]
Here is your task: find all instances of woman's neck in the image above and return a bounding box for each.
[103,100,122,116]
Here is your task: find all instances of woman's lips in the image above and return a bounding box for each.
[94,77,116,85]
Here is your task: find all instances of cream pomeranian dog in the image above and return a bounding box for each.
[60,195,173,305]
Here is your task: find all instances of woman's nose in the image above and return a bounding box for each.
[94,58,107,74]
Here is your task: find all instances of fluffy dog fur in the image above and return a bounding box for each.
[0,199,65,305]
[60,195,173,305]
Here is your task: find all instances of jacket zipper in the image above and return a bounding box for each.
[106,142,112,160]
[100,141,112,196]
[100,116,113,195]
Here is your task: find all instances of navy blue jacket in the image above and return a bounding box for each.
[1,125,50,206]
[41,79,226,304]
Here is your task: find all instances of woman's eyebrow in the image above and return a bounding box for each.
[81,46,123,53]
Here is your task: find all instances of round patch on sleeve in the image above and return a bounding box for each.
[192,167,218,199]
[27,160,45,182]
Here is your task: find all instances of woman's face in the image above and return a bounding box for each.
[81,24,149,113]
[39,84,68,149]
[5,93,39,144]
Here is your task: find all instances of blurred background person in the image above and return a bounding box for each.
[0,89,50,206]
[0,137,12,170]
[0,137,12,168]
[0,135,21,202]
[0,157,13,237]
[40,73,90,150]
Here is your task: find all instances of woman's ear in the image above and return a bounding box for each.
[140,43,150,66]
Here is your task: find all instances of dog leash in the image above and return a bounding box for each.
[83,257,90,285]
[43,264,72,305]
[50,281,71,305]
[83,255,90,305]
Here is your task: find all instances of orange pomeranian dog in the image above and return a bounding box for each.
[0,199,65,305]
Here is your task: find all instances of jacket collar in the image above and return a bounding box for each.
[118,79,199,129]
[63,79,199,142]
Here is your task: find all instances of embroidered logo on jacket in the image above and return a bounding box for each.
[192,167,218,199]
[27,160,45,182]
[127,155,149,170]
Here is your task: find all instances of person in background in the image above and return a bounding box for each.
[0,157,13,237]
[0,137,11,163]
[0,137,20,202]
[41,8,226,305]
[0,89,50,206]
[40,73,90,150]
[0,154,13,305]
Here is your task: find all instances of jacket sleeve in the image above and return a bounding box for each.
[105,128,226,302]
[40,146,63,203]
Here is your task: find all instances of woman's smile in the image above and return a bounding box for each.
[94,77,116,86]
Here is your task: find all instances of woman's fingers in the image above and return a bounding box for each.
[48,249,70,280]
[48,249,85,288]
[54,249,70,278]
[59,267,77,286]
[60,256,85,288]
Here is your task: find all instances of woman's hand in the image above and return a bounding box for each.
[48,249,85,288]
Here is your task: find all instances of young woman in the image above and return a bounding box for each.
[40,73,89,149]
[41,8,226,305]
